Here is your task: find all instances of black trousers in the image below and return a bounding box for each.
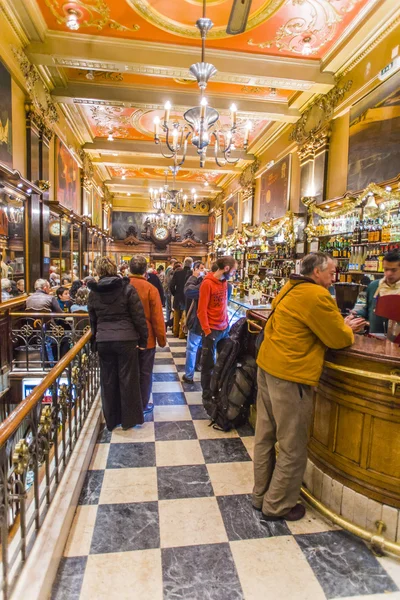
[200,328,229,403]
[97,341,143,430]
[138,347,156,409]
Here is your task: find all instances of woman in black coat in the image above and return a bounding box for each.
[88,257,148,431]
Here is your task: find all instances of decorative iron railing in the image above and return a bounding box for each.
[0,330,99,599]
[10,312,90,371]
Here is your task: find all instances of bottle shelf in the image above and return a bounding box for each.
[347,271,384,275]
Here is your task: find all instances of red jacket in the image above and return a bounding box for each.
[129,275,167,349]
[197,272,228,336]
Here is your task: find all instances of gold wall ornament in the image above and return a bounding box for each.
[127,0,285,39]
[248,0,363,56]
[71,366,80,385]
[13,48,59,128]
[291,81,352,146]
[90,105,132,138]
[170,201,209,215]
[12,440,30,476]
[44,0,140,32]
[239,159,261,190]
[78,149,95,190]
[212,191,226,212]
[79,70,124,82]
[36,180,51,191]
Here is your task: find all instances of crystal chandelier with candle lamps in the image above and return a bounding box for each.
[147,210,182,229]
[153,0,253,169]
[149,165,198,211]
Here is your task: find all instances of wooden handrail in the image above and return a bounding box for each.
[0,330,92,447]
[10,312,89,317]
[0,296,29,311]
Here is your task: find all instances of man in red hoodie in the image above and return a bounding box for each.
[197,256,237,403]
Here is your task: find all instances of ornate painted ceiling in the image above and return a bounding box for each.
[38,0,370,59]
[8,0,384,204]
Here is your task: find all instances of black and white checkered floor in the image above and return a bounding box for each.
[52,332,400,600]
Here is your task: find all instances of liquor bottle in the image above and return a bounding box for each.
[352,223,359,244]
[361,220,369,244]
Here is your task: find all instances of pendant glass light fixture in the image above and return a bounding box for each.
[149,165,198,211]
[153,0,253,168]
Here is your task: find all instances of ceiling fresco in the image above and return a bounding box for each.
[39,0,370,59]
[108,166,224,184]
[79,104,271,145]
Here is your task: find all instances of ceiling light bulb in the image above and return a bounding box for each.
[230,103,237,113]
[121,174,126,180]
[66,10,80,31]
[204,181,209,187]
[301,37,313,56]
[86,70,95,81]
[112,153,118,156]
[245,120,253,130]
[386,186,392,191]
[107,132,114,142]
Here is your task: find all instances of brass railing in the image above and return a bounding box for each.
[0,330,100,599]
[10,312,90,372]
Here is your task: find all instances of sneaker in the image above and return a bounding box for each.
[261,503,306,522]
[182,375,194,384]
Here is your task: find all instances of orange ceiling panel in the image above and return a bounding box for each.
[108,166,223,184]
[38,0,370,59]
[80,103,270,144]
[65,68,293,101]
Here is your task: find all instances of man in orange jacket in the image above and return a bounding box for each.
[129,255,167,413]
[197,256,237,405]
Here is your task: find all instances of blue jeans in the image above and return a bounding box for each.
[185,330,202,379]
[200,327,229,401]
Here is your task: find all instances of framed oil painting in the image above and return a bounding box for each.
[92,188,102,228]
[259,155,291,222]
[348,72,400,191]
[224,193,239,235]
[55,138,81,212]
[0,61,12,168]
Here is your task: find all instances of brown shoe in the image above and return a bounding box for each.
[261,503,306,522]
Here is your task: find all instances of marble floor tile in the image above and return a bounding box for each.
[80,549,162,600]
[185,391,204,405]
[78,470,104,505]
[154,420,197,441]
[173,357,186,365]
[153,364,177,373]
[162,543,244,600]
[236,422,255,437]
[99,467,158,504]
[378,555,400,589]
[200,438,251,464]
[106,442,156,469]
[217,494,290,541]
[154,357,175,365]
[336,594,400,600]
[110,422,155,444]
[156,346,173,353]
[155,440,205,467]
[207,462,254,496]
[241,436,255,460]
[169,351,187,359]
[88,443,109,470]
[181,381,203,392]
[193,372,201,381]
[51,556,88,600]
[152,381,183,393]
[295,530,398,599]
[189,405,209,420]
[230,537,325,600]
[90,502,160,554]
[193,419,239,439]
[286,506,339,535]
[159,497,228,548]
[152,392,186,406]
[152,372,180,382]
[157,465,214,500]
[64,506,98,557]
[97,425,112,444]
[175,364,186,372]
[153,405,192,422]
[168,341,188,347]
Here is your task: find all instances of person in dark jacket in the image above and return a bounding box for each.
[170,256,193,338]
[182,262,206,384]
[88,257,148,431]
[146,271,165,306]
[26,279,63,313]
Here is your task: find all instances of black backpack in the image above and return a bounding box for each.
[204,318,257,431]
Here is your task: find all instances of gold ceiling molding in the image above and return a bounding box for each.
[336,13,400,77]
[290,80,352,146]
[78,70,124,82]
[78,149,94,189]
[239,159,261,191]
[248,0,363,56]
[127,0,285,39]
[12,47,59,130]
[0,1,29,46]
[44,0,140,33]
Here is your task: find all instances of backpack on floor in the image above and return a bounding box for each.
[203,318,257,431]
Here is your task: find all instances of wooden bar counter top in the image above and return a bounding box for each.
[247,308,400,516]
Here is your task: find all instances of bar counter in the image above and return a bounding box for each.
[247,307,400,545]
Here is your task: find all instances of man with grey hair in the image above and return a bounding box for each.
[253,252,366,522]
[170,256,193,338]
[26,279,62,312]
[1,278,12,301]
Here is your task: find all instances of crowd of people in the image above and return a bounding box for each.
[15,248,389,522]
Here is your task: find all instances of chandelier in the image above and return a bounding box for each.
[148,209,182,229]
[153,0,253,168]
[149,165,198,211]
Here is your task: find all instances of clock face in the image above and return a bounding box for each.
[154,226,169,240]
[49,219,69,237]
